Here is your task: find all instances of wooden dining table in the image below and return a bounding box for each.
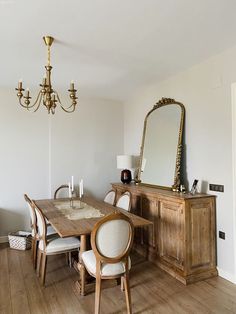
[34,195,153,296]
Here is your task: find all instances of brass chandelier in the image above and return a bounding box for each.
[15,36,78,114]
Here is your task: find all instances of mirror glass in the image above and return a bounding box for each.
[138,99,184,190]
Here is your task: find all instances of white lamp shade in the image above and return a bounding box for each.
[117,155,132,169]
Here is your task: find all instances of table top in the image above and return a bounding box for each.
[34,196,152,238]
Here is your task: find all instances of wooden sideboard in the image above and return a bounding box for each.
[111,182,218,285]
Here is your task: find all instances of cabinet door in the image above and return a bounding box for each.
[159,200,184,270]
[186,198,216,273]
[141,197,158,248]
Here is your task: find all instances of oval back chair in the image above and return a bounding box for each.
[24,194,38,267]
[82,212,134,314]
[54,184,69,199]
[103,189,116,205]
[32,201,80,286]
[115,191,131,212]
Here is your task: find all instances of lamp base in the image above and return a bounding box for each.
[121,169,132,184]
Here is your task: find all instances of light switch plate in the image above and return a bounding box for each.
[209,184,224,192]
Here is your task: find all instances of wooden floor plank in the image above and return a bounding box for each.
[185,280,236,313]
[8,249,30,314]
[2,244,236,314]
[46,255,88,314]
[0,246,12,314]
[18,249,50,314]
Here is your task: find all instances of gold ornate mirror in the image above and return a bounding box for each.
[137,97,185,191]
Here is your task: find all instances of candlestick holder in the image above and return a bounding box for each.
[76,196,84,209]
[69,191,76,209]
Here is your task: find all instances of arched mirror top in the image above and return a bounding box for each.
[137,97,185,191]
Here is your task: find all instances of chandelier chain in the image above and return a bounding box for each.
[47,45,51,66]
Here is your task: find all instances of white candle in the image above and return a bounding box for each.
[81,179,83,196]
[68,182,72,198]
[70,80,74,90]
[71,176,74,192]
[79,180,82,198]
[18,79,22,89]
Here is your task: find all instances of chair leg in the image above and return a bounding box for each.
[121,277,125,291]
[95,276,102,314]
[37,250,42,277]
[124,274,132,314]
[33,240,38,270]
[68,252,72,268]
[31,237,35,260]
[40,253,47,286]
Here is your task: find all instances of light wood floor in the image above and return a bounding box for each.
[1,243,236,314]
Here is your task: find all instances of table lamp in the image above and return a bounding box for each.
[117,155,132,184]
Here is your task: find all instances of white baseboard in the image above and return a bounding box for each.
[0,236,8,243]
[217,267,236,284]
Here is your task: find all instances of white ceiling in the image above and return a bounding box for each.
[1,0,236,101]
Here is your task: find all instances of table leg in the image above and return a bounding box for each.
[74,234,87,296]
[80,235,87,296]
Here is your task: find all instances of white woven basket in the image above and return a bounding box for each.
[8,231,32,250]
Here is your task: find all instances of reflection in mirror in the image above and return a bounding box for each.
[138,98,185,190]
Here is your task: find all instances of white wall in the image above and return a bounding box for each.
[0,90,123,237]
[123,44,236,282]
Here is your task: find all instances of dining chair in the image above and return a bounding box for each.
[54,184,69,199]
[24,194,57,269]
[115,191,131,212]
[32,201,80,286]
[103,189,116,205]
[82,212,134,314]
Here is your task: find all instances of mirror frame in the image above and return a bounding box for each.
[136,97,185,191]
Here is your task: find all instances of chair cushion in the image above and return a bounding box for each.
[39,236,80,253]
[82,250,131,277]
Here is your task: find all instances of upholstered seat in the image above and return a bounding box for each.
[39,236,80,254]
[103,190,116,205]
[82,250,131,277]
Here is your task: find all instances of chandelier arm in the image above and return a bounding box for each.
[33,93,43,112]
[18,89,42,110]
[30,90,43,108]
[55,91,75,110]
[60,104,76,113]
[19,98,37,109]
[18,98,32,109]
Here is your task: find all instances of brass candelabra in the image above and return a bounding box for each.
[15,36,78,114]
